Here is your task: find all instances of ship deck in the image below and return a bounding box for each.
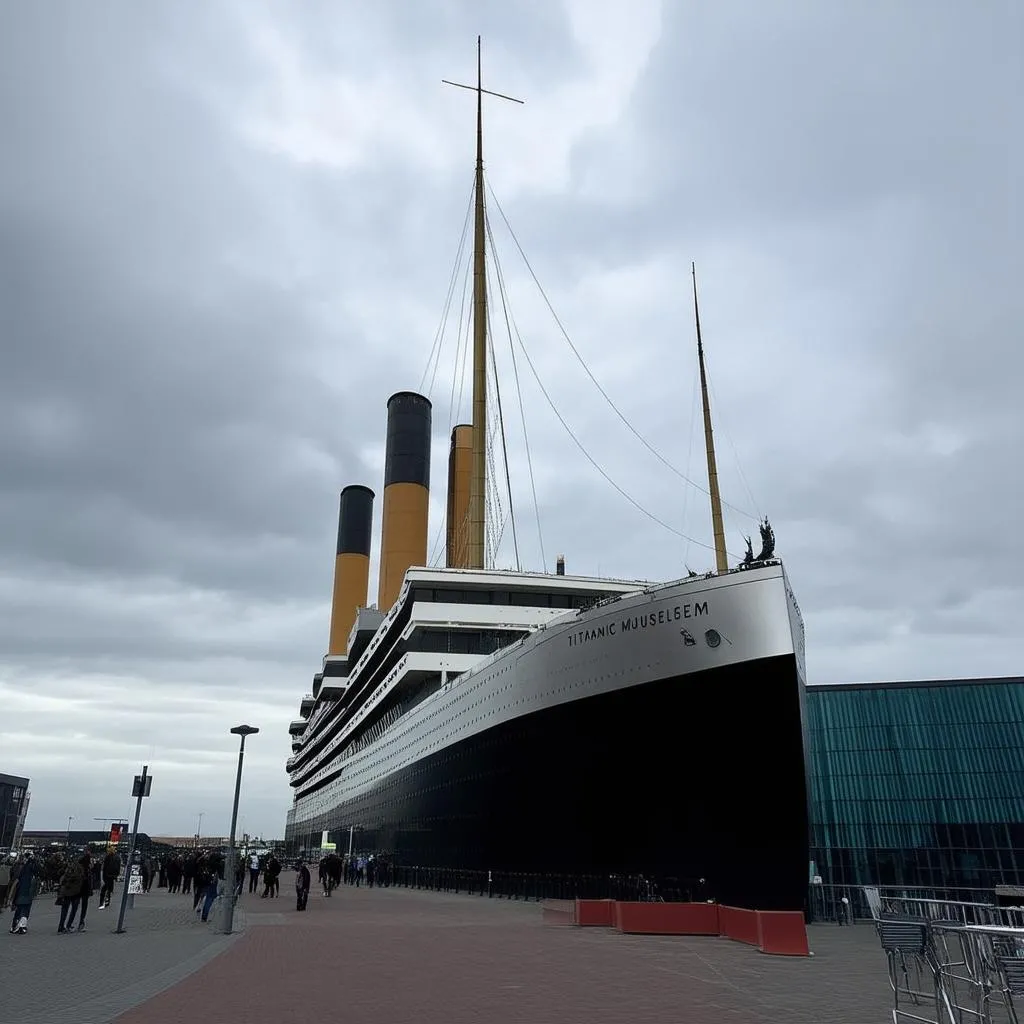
[112,879,900,1023]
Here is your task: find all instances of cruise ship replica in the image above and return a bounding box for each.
[285,42,810,911]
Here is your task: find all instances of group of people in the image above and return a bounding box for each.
[1,844,295,934]
[165,849,287,920]
[2,844,390,932]
[311,851,390,893]
[2,848,126,935]
[289,851,390,912]
[244,851,284,898]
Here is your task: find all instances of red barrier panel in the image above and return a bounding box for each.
[718,905,760,946]
[756,911,810,956]
[574,899,615,927]
[614,901,720,935]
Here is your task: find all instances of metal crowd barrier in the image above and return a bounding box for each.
[866,887,1024,1023]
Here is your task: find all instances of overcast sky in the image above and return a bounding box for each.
[2,1,1020,839]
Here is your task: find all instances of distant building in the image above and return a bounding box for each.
[0,773,30,851]
[148,835,229,850]
[808,676,1024,893]
[19,828,160,857]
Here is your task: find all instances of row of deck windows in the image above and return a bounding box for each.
[412,586,605,609]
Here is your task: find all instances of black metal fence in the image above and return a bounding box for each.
[386,868,1005,919]
[374,865,706,903]
[333,856,1013,919]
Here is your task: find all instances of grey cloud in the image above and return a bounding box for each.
[1,1,1020,836]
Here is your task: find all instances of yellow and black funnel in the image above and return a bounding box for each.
[377,391,431,611]
[446,423,473,568]
[328,484,375,655]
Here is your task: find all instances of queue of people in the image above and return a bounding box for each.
[1,843,389,934]
[1,844,292,935]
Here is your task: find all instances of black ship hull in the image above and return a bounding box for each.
[291,651,809,911]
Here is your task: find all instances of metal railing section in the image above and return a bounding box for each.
[865,886,1024,1023]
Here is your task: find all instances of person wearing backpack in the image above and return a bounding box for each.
[56,854,86,933]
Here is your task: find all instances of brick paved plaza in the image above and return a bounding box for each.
[1,892,239,1024]
[2,880,898,1023]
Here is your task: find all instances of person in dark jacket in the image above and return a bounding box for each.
[200,851,223,922]
[57,855,85,933]
[9,853,40,934]
[64,852,93,932]
[99,850,121,909]
[182,855,196,896]
[295,861,311,911]
[166,855,183,894]
[262,855,281,898]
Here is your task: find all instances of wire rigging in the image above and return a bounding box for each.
[706,369,761,523]
[447,231,474,438]
[486,210,545,571]
[427,205,476,569]
[420,173,756,570]
[419,177,476,397]
[513,321,732,555]
[484,261,521,571]
[486,182,757,524]
[481,215,734,558]
[680,366,700,569]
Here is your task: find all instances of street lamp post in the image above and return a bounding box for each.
[221,724,259,935]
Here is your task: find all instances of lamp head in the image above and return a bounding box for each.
[230,725,260,737]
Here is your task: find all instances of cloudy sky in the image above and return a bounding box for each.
[2,1,1019,838]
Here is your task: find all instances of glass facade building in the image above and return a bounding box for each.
[807,677,1024,891]
[0,773,30,852]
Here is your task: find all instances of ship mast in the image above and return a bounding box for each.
[691,263,729,574]
[444,39,522,569]
[468,40,488,570]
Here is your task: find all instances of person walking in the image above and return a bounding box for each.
[248,852,260,894]
[295,860,311,912]
[837,894,851,925]
[64,852,93,933]
[9,853,40,934]
[99,849,121,909]
[56,851,91,933]
[262,854,280,898]
[200,851,223,923]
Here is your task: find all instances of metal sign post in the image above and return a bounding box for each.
[115,765,152,935]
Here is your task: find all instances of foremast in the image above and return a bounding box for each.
[691,263,729,574]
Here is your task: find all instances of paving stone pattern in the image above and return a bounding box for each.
[111,880,900,1024]
[0,889,244,1024]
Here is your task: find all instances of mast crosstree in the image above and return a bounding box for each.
[443,37,523,570]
